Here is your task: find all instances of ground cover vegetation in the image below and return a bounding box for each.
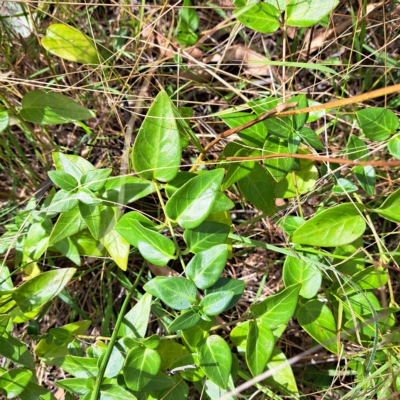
[0,0,400,398]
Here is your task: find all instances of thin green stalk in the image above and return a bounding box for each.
[90,262,146,400]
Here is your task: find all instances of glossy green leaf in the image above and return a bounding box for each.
[246,320,274,376]
[388,136,400,159]
[0,315,10,336]
[346,135,368,161]
[374,187,400,222]
[47,189,78,213]
[100,384,137,400]
[0,110,9,132]
[19,382,56,400]
[274,153,318,198]
[198,335,232,389]
[250,283,301,324]
[186,244,228,289]
[332,178,358,194]
[132,91,181,182]
[210,191,235,213]
[292,203,365,247]
[354,165,375,196]
[291,94,308,130]
[357,107,399,141]
[51,356,98,378]
[170,353,204,382]
[144,277,197,310]
[180,0,199,31]
[0,334,35,369]
[184,220,230,253]
[264,348,299,396]
[20,90,95,125]
[115,218,175,266]
[42,24,100,64]
[164,172,196,198]
[100,176,156,205]
[73,230,106,257]
[81,168,112,192]
[0,368,33,399]
[49,206,86,244]
[101,227,130,271]
[235,2,280,34]
[286,0,339,27]
[205,278,245,311]
[341,266,388,293]
[238,163,275,215]
[200,291,234,316]
[12,268,75,312]
[220,111,268,148]
[299,127,325,150]
[296,299,340,354]
[169,309,201,332]
[118,293,152,338]
[53,153,94,175]
[55,378,89,395]
[333,237,364,276]
[99,346,125,379]
[74,188,102,205]
[263,134,300,182]
[123,346,161,391]
[48,170,78,191]
[222,149,255,191]
[278,216,305,235]
[283,257,321,298]
[165,169,224,229]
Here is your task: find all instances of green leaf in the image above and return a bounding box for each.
[53,153,94,175]
[81,168,112,192]
[0,334,35,369]
[123,347,161,391]
[274,151,318,198]
[99,346,125,379]
[286,0,339,27]
[12,268,75,312]
[41,24,100,64]
[115,218,175,266]
[132,91,181,182]
[164,172,196,198]
[180,0,199,31]
[74,188,102,205]
[49,206,86,245]
[47,190,78,213]
[165,169,224,229]
[291,203,366,247]
[20,90,95,125]
[198,335,232,389]
[118,293,152,338]
[234,3,280,34]
[264,348,299,396]
[19,382,56,400]
[346,135,368,161]
[296,299,340,354]
[222,148,255,191]
[357,107,399,141]
[55,378,89,395]
[210,191,235,213]
[283,257,321,299]
[200,291,234,316]
[246,320,274,376]
[332,178,358,194]
[278,216,305,235]
[333,238,364,276]
[250,283,301,324]
[0,110,9,132]
[186,244,228,289]
[101,227,130,271]
[299,127,325,150]
[48,171,78,191]
[238,163,275,215]
[354,165,375,196]
[169,309,201,332]
[204,278,246,311]
[374,187,400,222]
[219,111,268,148]
[0,368,33,399]
[388,136,400,159]
[79,204,114,241]
[263,134,300,182]
[51,356,98,378]
[144,277,198,310]
[100,384,137,400]
[184,220,230,253]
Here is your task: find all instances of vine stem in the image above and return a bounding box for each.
[90,263,146,400]
[190,82,400,170]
